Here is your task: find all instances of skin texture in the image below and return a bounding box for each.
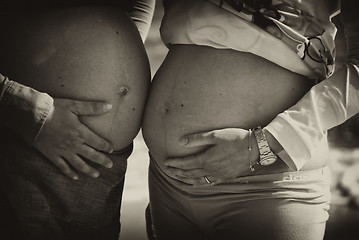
[0,6,150,179]
[34,99,115,179]
[159,56,358,186]
[142,44,327,186]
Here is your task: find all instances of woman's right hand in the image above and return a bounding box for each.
[34,98,114,180]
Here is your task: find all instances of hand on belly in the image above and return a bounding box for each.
[163,127,292,186]
[34,98,115,180]
[0,7,150,179]
[163,128,255,186]
[143,45,312,184]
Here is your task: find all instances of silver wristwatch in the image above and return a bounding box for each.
[253,126,277,166]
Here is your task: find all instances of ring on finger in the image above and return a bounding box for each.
[204,176,215,186]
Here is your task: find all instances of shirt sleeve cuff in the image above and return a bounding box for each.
[265,116,312,171]
[0,80,54,145]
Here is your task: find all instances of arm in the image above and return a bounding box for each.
[265,0,359,171]
[128,0,156,42]
[163,1,359,185]
[0,74,114,180]
[164,60,358,185]
[0,73,53,145]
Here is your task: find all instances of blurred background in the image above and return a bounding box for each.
[119,1,359,239]
[119,2,166,240]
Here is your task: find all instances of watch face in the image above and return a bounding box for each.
[259,157,277,166]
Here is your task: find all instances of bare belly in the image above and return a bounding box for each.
[0,6,150,150]
[142,45,324,171]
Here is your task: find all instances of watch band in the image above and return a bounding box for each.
[253,126,277,166]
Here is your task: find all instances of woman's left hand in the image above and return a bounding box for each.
[164,128,259,186]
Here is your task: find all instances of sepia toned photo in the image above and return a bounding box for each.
[0,1,358,240]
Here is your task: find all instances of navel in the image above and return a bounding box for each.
[119,86,129,97]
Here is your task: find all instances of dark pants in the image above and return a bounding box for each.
[0,128,132,240]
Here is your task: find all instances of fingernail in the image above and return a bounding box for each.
[108,149,113,154]
[179,137,188,145]
[103,103,113,111]
[92,172,100,178]
[72,175,79,180]
[106,162,113,168]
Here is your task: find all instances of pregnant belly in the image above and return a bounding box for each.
[0,6,150,150]
[142,45,317,168]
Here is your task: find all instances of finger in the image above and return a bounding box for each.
[172,175,200,185]
[200,175,217,186]
[175,175,216,187]
[66,155,100,178]
[180,130,218,147]
[78,145,113,168]
[164,157,200,170]
[67,99,113,116]
[50,156,79,180]
[165,166,206,178]
[212,178,235,185]
[164,152,208,170]
[163,168,200,185]
[77,124,113,153]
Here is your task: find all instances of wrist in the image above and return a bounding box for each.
[253,127,278,166]
[248,129,259,172]
[250,130,260,162]
[33,92,54,143]
[0,79,54,145]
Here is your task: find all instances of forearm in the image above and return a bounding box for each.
[261,1,359,171]
[128,0,155,42]
[0,73,54,145]
[265,64,359,170]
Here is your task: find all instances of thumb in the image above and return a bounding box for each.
[64,99,113,116]
[180,131,217,147]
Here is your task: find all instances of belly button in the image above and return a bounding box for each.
[119,87,129,97]
[162,106,169,114]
